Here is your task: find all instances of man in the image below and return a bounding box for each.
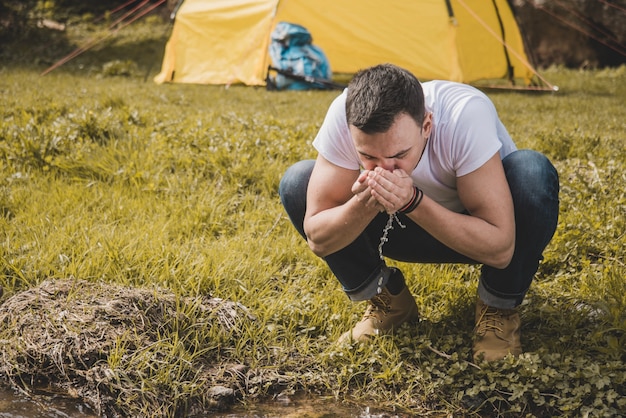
[279,64,559,361]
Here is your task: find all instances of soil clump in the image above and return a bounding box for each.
[0,278,266,417]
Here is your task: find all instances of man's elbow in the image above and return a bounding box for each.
[303,222,334,257]
[307,238,332,258]
[490,242,515,269]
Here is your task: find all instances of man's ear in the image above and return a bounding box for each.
[422,112,433,137]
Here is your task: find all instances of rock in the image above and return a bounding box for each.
[207,385,235,399]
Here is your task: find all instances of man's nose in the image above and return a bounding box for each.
[378,159,397,171]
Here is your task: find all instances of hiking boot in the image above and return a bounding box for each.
[473,298,522,362]
[338,285,419,344]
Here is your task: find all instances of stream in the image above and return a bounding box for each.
[0,388,402,417]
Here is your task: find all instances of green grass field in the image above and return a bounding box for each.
[0,17,624,417]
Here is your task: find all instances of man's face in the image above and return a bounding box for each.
[350,112,432,173]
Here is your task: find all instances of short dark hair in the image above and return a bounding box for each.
[346,63,426,134]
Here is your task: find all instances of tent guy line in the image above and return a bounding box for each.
[455,0,557,91]
[40,0,166,77]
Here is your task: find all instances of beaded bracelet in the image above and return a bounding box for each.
[399,186,424,214]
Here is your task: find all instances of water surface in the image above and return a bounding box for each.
[0,389,401,417]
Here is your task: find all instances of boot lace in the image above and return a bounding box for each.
[364,292,392,319]
[475,305,505,336]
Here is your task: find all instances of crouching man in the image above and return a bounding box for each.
[279,64,559,361]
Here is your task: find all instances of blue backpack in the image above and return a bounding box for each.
[267,22,337,90]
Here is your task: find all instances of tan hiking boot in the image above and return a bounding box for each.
[338,286,419,344]
[473,298,522,362]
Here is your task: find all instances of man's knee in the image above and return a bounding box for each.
[279,160,315,239]
[504,150,559,204]
[279,160,314,205]
[279,160,314,197]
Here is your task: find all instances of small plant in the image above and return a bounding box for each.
[101,59,138,77]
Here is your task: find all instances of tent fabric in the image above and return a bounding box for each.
[155,0,277,85]
[155,0,536,86]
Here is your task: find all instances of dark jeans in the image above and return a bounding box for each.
[278,150,559,309]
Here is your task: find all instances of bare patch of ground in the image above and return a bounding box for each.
[0,278,267,416]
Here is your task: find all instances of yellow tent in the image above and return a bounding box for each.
[155,0,541,87]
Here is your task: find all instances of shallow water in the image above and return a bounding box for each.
[0,388,402,417]
[0,388,97,417]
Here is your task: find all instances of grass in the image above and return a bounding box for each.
[0,16,625,417]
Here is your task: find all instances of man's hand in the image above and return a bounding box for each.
[361,167,416,213]
[352,171,386,212]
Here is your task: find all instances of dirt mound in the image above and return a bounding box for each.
[0,279,261,417]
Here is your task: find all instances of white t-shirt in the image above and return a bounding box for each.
[312,80,517,212]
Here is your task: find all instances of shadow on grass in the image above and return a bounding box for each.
[1,22,170,77]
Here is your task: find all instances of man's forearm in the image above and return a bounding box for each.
[304,195,380,257]
[407,196,515,268]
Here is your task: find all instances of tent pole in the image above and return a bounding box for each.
[455,0,557,91]
[490,0,515,84]
[444,0,457,24]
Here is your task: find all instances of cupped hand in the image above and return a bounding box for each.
[365,167,415,213]
[352,170,386,212]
